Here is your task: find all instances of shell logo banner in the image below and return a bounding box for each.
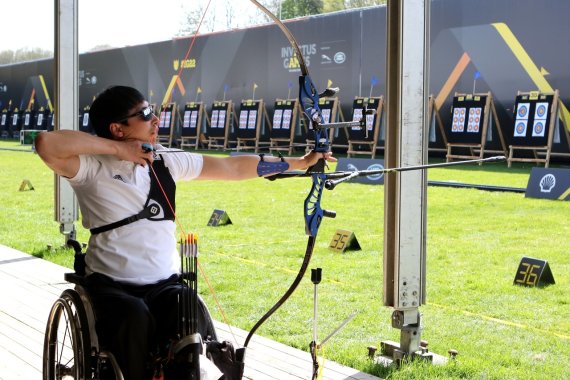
[525,168,570,201]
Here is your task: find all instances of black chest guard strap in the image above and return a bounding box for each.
[90,156,176,235]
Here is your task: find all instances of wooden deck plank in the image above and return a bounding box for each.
[0,244,380,380]
[215,322,373,380]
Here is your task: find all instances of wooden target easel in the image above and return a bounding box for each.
[0,108,10,138]
[446,92,507,162]
[346,96,384,158]
[35,107,51,130]
[269,98,301,156]
[207,100,235,150]
[508,90,569,168]
[79,106,93,134]
[236,99,269,153]
[22,109,35,130]
[179,102,208,150]
[157,103,176,147]
[9,108,21,139]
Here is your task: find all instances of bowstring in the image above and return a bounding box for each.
[148,162,239,346]
[148,0,239,346]
[165,0,213,105]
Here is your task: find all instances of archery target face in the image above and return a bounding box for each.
[467,107,482,133]
[517,103,529,119]
[248,110,257,129]
[532,120,546,137]
[321,108,331,124]
[282,109,292,130]
[238,111,247,129]
[352,108,363,130]
[189,110,197,128]
[366,114,374,130]
[514,120,528,137]
[534,102,549,120]
[273,109,283,129]
[452,107,466,132]
[217,110,226,128]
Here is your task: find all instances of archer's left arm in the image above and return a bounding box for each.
[198,151,336,181]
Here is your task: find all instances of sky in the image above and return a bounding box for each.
[1,0,263,53]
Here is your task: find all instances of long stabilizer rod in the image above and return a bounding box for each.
[324,155,506,190]
[265,155,506,188]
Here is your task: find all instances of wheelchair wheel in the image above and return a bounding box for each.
[43,289,92,380]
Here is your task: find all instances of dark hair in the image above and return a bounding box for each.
[89,86,145,139]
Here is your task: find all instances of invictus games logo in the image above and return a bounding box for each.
[281,43,316,71]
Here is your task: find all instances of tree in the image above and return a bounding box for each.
[346,0,386,8]
[87,45,114,53]
[0,48,52,65]
[323,0,346,13]
[280,0,323,19]
[177,4,217,37]
[175,0,385,36]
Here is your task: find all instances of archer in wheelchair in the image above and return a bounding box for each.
[36,85,330,379]
[44,239,222,380]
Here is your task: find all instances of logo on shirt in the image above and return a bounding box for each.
[113,174,125,183]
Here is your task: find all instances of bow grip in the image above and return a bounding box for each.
[305,207,336,237]
[312,129,330,153]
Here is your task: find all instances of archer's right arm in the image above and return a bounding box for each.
[35,130,152,178]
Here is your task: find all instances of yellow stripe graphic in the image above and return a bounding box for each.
[38,75,54,112]
[558,187,570,200]
[162,75,186,105]
[493,22,570,131]
[27,89,35,110]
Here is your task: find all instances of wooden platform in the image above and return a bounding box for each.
[0,244,380,380]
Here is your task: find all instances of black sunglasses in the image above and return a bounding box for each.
[116,105,154,123]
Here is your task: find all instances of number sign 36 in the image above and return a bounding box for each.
[513,257,555,287]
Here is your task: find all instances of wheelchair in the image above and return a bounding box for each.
[43,240,218,380]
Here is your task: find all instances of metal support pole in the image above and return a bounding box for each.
[382,0,434,364]
[54,0,79,242]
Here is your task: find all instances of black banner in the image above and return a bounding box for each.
[525,167,570,201]
[1,1,570,158]
[336,157,385,185]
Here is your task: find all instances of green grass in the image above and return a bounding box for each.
[1,138,569,379]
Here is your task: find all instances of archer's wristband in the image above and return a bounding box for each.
[257,155,290,176]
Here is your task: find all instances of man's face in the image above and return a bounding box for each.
[115,102,159,144]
